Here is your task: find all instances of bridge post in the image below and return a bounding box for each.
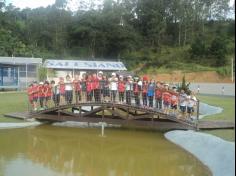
[57,110,61,120]
[196,99,200,131]
[102,106,105,120]
[79,106,82,118]
[126,108,129,119]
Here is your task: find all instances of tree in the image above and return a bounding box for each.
[209,36,228,66]
[178,75,191,95]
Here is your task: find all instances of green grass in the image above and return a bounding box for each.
[197,95,235,141]
[0,92,28,122]
[198,95,235,121]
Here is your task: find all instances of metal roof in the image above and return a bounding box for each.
[44,59,127,71]
[0,57,42,65]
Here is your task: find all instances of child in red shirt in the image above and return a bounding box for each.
[43,81,51,108]
[118,75,125,103]
[38,82,45,109]
[92,73,100,102]
[31,81,38,111]
[86,75,93,101]
[27,84,33,109]
[142,76,148,107]
[155,82,163,110]
[170,87,178,115]
[162,84,171,114]
[59,77,65,105]
[133,77,141,106]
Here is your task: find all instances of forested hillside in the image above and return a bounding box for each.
[0,0,235,73]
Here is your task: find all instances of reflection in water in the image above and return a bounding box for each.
[0,125,211,176]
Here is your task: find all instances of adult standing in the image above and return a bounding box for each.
[125,75,133,105]
[147,79,155,108]
[81,73,87,102]
[178,89,187,119]
[155,81,163,110]
[133,77,141,106]
[142,76,148,107]
[73,74,81,103]
[65,75,73,104]
[109,72,118,102]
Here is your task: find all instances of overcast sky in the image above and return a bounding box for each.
[5,0,235,18]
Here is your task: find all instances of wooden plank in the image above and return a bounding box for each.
[82,106,104,117]
[105,108,128,120]
[4,112,30,120]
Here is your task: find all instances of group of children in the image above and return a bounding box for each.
[27,71,198,119]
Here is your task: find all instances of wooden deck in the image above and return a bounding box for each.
[4,102,235,130]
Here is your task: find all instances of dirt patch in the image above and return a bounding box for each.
[142,71,232,83]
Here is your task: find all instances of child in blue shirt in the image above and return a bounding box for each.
[147,79,155,107]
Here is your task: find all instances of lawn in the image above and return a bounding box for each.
[0,92,28,122]
[197,95,235,141]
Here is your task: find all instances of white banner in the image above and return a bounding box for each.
[44,60,127,71]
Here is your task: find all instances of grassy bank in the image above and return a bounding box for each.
[0,92,28,122]
[198,95,235,141]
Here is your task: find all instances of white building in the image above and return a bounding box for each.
[0,57,42,90]
[43,59,127,82]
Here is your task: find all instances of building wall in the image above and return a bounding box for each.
[0,64,39,90]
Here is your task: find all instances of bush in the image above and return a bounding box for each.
[216,66,231,77]
[209,37,228,66]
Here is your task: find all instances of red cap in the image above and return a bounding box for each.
[143,75,148,81]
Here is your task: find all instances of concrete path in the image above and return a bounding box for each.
[165,130,235,176]
[190,83,235,96]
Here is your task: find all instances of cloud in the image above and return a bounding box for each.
[8,0,56,9]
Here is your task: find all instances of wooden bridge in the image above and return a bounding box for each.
[8,101,225,131]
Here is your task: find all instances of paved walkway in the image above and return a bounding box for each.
[190,83,235,96]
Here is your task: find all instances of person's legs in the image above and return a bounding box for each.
[149,96,153,107]
[33,98,38,110]
[119,92,122,102]
[39,97,44,108]
[122,92,125,102]
[69,90,73,104]
[143,94,147,106]
[126,91,131,105]
[158,99,162,110]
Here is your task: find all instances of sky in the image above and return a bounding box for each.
[4,0,235,18]
[5,0,103,11]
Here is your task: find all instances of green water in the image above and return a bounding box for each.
[0,125,211,176]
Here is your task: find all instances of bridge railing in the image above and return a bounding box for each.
[28,89,200,123]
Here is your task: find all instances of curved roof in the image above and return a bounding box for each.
[44,59,127,71]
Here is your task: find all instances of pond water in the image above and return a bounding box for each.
[0,125,211,176]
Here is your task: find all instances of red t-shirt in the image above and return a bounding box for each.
[46,85,52,97]
[92,76,99,90]
[118,81,125,92]
[86,80,92,93]
[38,85,45,98]
[155,89,162,99]
[142,82,148,93]
[171,93,178,105]
[133,83,139,93]
[27,87,33,101]
[59,83,65,95]
[162,91,171,103]
[32,85,38,98]
[73,80,81,91]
